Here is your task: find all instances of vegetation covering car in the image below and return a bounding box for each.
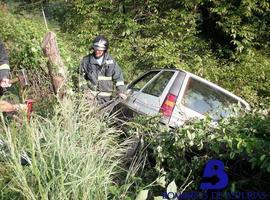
[113,69,250,127]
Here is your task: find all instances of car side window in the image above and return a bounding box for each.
[142,71,175,97]
[182,78,238,120]
[128,71,159,91]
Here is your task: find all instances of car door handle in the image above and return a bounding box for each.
[178,110,187,119]
[178,111,185,115]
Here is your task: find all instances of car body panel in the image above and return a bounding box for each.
[114,68,250,128]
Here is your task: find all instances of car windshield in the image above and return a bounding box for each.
[182,78,239,120]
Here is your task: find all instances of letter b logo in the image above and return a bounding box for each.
[200,160,228,190]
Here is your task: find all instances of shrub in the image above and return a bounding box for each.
[126,108,270,195]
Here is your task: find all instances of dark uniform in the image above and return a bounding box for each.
[0,40,10,96]
[0,40,10,80]
[80,52,125,104]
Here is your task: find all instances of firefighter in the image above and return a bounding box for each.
[80,35,127,105]
[0,39,26,112]
[0,39,10,89]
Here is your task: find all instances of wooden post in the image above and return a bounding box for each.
[41,31,66,97]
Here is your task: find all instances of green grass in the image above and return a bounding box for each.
[0,96,133,200]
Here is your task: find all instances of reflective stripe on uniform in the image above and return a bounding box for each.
[0,64,10,70]
[116,81,124,86]
[98,92,112,96]
[91,90,112,97]
[105,60,114,65]
[98,76,112,81]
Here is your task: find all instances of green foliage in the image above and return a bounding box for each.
[0,9,81,109]
[0,7,80,71]
[0,1,269,197]
[0,10,46,69]
[217,52,270,106]
[126,108,270,195]
[52,0,206,78]
[209,0,270,54]
[33,0,270,106]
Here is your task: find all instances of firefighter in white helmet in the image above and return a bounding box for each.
[80,35,127,104]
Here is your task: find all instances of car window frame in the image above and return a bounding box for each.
[141,70,177,97]
[127,70,162,91]
[177,74,249,117]
[130,70,178,114]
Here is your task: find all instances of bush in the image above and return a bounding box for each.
[126,108,270,195]
[0,9,80,116]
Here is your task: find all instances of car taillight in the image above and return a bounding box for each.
[160,93,177,117]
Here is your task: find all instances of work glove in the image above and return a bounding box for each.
[0,101,27,113]
[84,90,96,101]
[0,78,11,88]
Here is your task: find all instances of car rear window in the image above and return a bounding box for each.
[142,71,175,97]
[129,71,159,91]
[182,78,238,119]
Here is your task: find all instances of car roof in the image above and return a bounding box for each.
[146,68,251,110]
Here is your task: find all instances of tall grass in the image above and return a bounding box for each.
[0,96,128,199]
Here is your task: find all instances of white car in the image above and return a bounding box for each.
[113,69,250,127]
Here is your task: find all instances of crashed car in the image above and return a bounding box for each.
[113,69,250,127]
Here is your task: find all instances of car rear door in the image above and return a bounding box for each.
[133,70,177,115]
